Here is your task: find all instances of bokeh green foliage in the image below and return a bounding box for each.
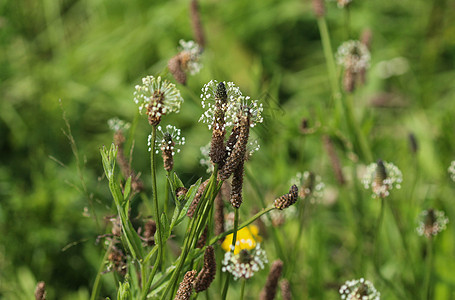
[1,0,455,298]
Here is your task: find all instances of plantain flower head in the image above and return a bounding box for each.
[339,278,380,300]
[416,209,449,238]
[134,76,184,125]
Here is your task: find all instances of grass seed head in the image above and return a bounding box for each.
[168,54,187,85]
[260,260,283,300]
[35,281,46,300]
[175,270,197,300]
[190,0,205,47]
[280,279,292,300]
[274,185,299,210]
[194,245,217,292]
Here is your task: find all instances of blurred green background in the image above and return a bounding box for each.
[1,0,455,299]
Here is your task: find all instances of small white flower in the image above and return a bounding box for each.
[336,40,371,72]
[290,171,325,203]
[339,278,380,300]
[231,96,264,128]
[416,209,449,238]
[362,161,402,198]
[221,244,268,280]
[199,143,214,173]
[133,76,183,118]
[107,117,130,132]
[448,161,455,182]
[199,80,243,129]
[178,40,203,75]
[147,125,185,153]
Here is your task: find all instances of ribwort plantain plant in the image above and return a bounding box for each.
[95,72,299,300]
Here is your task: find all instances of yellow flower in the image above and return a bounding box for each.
[221,225,262,254]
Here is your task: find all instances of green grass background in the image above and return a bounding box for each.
[1,0,455,298]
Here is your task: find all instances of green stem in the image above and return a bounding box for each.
[317,16,342,126]
[317,16,372,162]
[344,5,351,39]
[141,248,162,300]
[240,279,246,300]
[373,198,385,268]
[164,170,171,218]
[150,125,161,243]
[221,208,239,300]
[210,206,275,245]
[387,198,417,283]
[373,197,407,299]
[424,237,434,300]
[345,94,373,162]
[162,166,220,299]
[90,242,113,300]
[141,125,163,299]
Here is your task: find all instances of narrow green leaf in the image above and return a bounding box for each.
[123,176,132,201]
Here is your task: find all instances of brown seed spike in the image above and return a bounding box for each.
[168,54,187,85]
[225,125,241,159]
[196,226,208,249]
[260,260,284,300]
[230,160,244,208]
[187,179,209,218]
[408,133,418,154]
[375,159,387,184]
[274,185,299,210]
[343,67,356,93]
[219,115,250,180]
[175,270,197,300]
[161,133,175,171]
[322,135,346,185]
[176,187,188,199]
[280,279,292,300]
[190,0,205,47]
[194,246,217,292]
[147,90,165,126]
[143,219,156,246]
[312,0,325,18]
[35,281,46,300]
[210,82,228,165]
[289,184,298,200]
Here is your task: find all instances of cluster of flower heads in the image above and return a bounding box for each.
[133,76,184,125]
[222,244,268,280]
[148,125,185,154]
[234,96,264,128]
[199,80,263,129]
[290,171,325,204]
[107,117,130,132]
[178,39,203,75]
[339,278,380,300]
[336,40,371,72]
[448,160,455,182]
[362,160,402,198]
[199,80,243,129]
[416,209,449,238]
